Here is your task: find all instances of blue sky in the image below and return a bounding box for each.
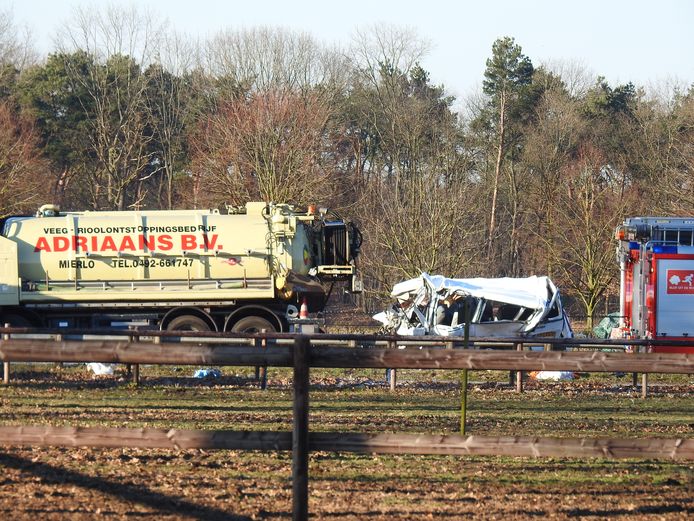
[7,0,694,99]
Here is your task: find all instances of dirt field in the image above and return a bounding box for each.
[1,366,692,520]
[1,446,692,520]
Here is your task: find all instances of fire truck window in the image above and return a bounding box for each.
[680,230,692,246]
[665,230,678,242]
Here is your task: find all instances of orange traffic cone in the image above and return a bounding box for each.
[299,297,308,319]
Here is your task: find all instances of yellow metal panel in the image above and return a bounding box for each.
[4,209,273,284]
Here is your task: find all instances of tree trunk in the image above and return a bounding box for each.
[488,92,506,258]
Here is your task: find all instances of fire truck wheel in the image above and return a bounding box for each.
[166,315,211,331]
[231,316,276,334]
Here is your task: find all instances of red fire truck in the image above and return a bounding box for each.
[616,217,694,353]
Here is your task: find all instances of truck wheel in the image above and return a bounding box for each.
[166,315,211,331]
[231,316,276,334]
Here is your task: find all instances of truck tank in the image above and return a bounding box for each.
[0,202,361,331]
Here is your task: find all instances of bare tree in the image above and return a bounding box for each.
[345,25,486,307]
[542,58,596,98]
[55,5,166,210]
[351,24,429,87]
[359,168,484,302]
[189,90,339,207]
[144,33,200,209]
[524,87,587,275]
[204,26,350,98]
[630,84,694,214]
[540,146,633,327]
[0,102,49,216]
[0,8,37,69]
[348,24,431,183]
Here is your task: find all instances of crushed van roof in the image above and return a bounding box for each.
[392,273,556,310]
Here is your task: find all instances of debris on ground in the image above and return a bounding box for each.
[86,362,115,376]
[529,370,575,381]
[193,368,222,379]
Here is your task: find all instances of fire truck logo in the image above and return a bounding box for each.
[667,270,694,294]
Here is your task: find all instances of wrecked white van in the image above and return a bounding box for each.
[373,273,573,338]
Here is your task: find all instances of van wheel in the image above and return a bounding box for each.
[231,316,276,334]
[166,315,211,331]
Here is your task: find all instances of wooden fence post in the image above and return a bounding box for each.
[252,330,269,387]
[459,297,472,433]
[640,345,650,398]
[387,340,397,390]
[3,323,10,385]
[515,342,523,393]
[293,335,310,521]
[460,368,468,434]
[254,336,261,381]
[259,330,268,390]
[132,363,140,386]
[54,334,64,370]
[130,335,140,386]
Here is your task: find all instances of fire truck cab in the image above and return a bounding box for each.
[616,217,694,353]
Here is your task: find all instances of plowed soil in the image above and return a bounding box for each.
[1,367,692,520]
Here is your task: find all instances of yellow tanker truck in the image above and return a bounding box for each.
[0,202,361,332]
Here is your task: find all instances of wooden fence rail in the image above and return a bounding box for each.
[1,338,693,373]
[1,334,693,521]
[0,426,691,460]
[3,324,694,348]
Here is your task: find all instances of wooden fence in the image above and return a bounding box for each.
[1,333,693,520]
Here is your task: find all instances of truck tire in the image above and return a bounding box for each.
[231,316,276,334]
[166,315,211,332]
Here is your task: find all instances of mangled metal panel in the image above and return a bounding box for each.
[374,272,572,339]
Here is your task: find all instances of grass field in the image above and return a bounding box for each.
[1,364,692,519]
